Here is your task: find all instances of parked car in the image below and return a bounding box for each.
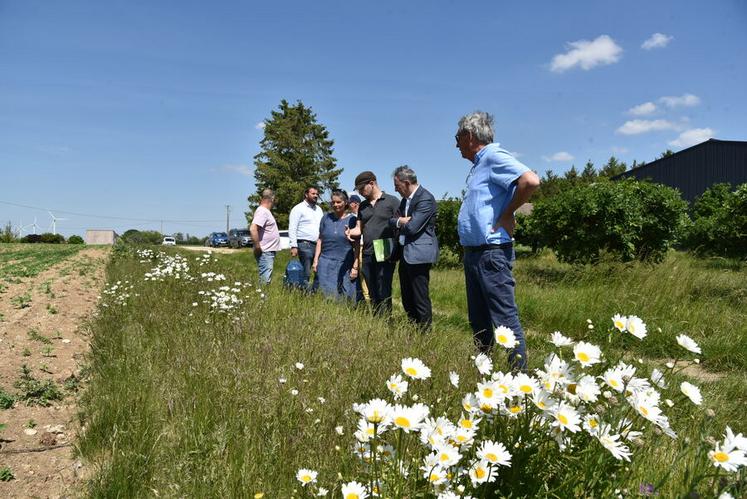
[206,232,229,247]
[228,228,252,248]
[162,236,176,246]
[279,230,291,250]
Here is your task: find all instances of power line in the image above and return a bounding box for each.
[0,199,224,223]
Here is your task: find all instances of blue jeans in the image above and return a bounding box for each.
[255,251,276,285]
[297,240,319,291]
[463,246,527,371]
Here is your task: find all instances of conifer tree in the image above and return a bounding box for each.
[248,100,342,227]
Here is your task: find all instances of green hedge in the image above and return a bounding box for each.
[684,183,747,258]
[526,179,689,264]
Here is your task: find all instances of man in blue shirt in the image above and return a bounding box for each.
[455,111,540,370]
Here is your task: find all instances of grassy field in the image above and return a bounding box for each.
[75,246,746,497]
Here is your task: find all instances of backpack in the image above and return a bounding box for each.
[283,258,305,289]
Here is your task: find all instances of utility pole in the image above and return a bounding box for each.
[160,220,163,234]
[225,205,231,232]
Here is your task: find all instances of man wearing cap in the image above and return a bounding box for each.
[289,186,324,291]
[346,171,400,317]
[455,111,540,371]
[389,165,439,331]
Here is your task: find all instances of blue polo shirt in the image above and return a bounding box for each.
[457,143,531,246]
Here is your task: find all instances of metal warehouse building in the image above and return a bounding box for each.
[614,139,747,202]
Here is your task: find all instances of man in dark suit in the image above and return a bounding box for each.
[389,166,439,330]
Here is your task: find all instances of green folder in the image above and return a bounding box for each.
[373,238,394,262]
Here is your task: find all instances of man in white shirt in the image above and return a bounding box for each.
[288,186,323,290]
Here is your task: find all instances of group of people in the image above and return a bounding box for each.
[249,111,540,369]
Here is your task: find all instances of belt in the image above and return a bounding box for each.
[463,243,513,252]
[298,239,316,244]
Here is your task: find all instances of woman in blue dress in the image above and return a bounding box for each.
[312,189,359,300]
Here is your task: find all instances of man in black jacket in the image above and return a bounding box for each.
[389,166,439,330]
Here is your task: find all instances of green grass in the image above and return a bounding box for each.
[0,243,83,279]
[76,247,746,497]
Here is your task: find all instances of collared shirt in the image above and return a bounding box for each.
[457,143,530,246]
[288,200,324,247]
[358,192,400,256]
[251,205,280,252]
[398,184,420,245]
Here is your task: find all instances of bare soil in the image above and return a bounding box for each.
[0,248,108,499]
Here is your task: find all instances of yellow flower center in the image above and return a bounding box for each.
[301,475,312,483]
[440,453,450,462]
[558,414,569,425]
[456,434,467,442]
[713,451,729,463]
[499,384,509,394]
[520,385,532,393]
[346,494,360,499]
[639,406,649,417]
[510,406,521,414]
[615,320,624,330]
[610,379,619,387]
[369,411,383,423]
[366,427,375,436]
[486,452,497,462]
[429,472,441,482]
[577,352,590,362]
[461,419,473,429]
[537,401,546,409]
[482,388,494,398]
[589,419,598,428]
[394,416,411,428]
[497,334,508,344]
[475,467,487,479]
[405,367,417,376]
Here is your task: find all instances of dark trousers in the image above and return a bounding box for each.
[297,240,319,291]
[398,261,433,330]
[463,246,527,371]
[361,255,395,317]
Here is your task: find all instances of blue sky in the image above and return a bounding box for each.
[1,0,746,237]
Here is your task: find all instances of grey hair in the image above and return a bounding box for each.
[392,165,417,184]
[261,188,275,201]
[457,111,494,145]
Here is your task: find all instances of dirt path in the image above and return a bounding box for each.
[0,248,108,498]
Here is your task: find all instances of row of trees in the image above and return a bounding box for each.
[120,230,205,246]
[0,223,84,244]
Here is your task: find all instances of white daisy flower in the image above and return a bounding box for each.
[583,414,601,435]
[317,487,329,496]
[474,353,493,375]
[725,427,747,451]
[468,459,497,485]
[576,375,601,402]
[477,440,512,466]
[550,331,574,347]
[295,362,305,370]
[335,425,344,435]
[611,314,627,332]
[401,357,432,380]
[514,372,539,395]
[625,316,647,339]
[650,368,667,388]
[531,389,555,411]
[462,393,479,413]
[680,381,703,405]
[386,374,409,400]
[597,426,632,461]
[451,427,477,447]
[341,481,368,499]
[422,465,448,485]
[676,334,702,354]
[391,403,430,433]
[360,399,392,425]
[573,342,602,367]
[449,371,460,388]
[494,326,518,349]
[432,442,462,467]
[709,443,747,473]
[602,367,625,392]
[420,416,456,447]
[552,402,582,433]
[296,468,317,486]
[457,413,481,431]
[476,379,502,406]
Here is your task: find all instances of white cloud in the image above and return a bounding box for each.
[642,33,673,50]
[627,102,657,116]
[659,93,700,108]
[542,151,575,162]
[255,122,266,130]
[550,35,623,72]
[668,128,714,148]
[220,164,253,176]
[616,119,677,135]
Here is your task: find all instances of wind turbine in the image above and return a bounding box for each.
[48,211,68,235]
[23,217,39,235]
